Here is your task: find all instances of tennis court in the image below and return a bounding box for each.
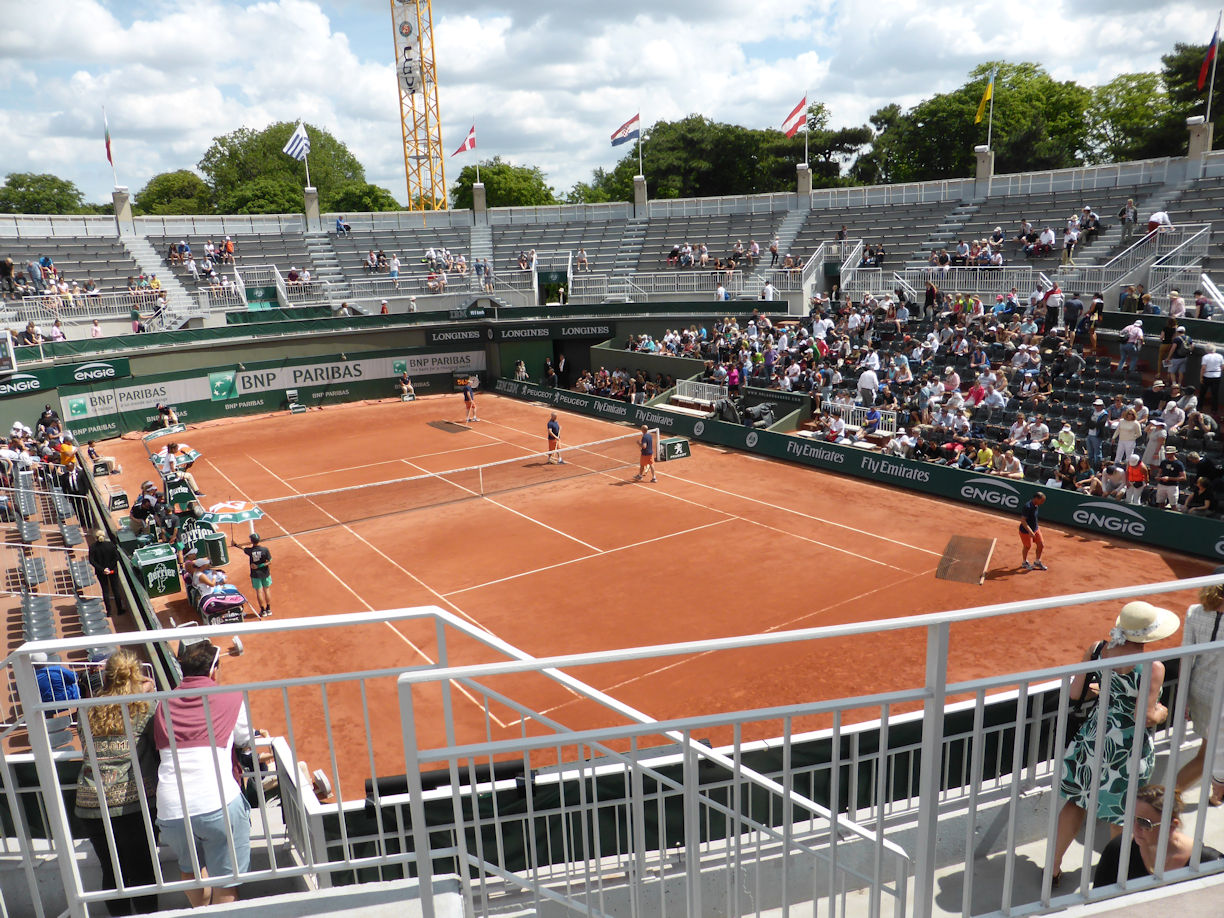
[103,392,1212,794]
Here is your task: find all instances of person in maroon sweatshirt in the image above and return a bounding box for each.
[153,641,255,907]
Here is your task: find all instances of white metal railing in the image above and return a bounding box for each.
[1147,265,1207,300]
[133,214,306,236]
[570,270,747,302]
[15,289,162,325]
[675,379,727,403]
[0,215,118,238]
[810,178,974,210]
[986,157,1173,197]
[283,279,333,307]
[5,574,1224,918]
[1061,223,1212,294]
[194,286,246,312]
[488,202,634,224]
[322,209,475,231]
[646,191,800,218]
[844,404,899,436]
[901,266,1037,297]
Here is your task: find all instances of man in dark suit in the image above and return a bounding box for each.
[87,531,124,618]
[60,464,95,528]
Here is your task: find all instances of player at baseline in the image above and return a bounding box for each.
[463,377,478,423]
[633,425,657,483]
[546,413,564,464]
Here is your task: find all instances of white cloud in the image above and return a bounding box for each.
[0,0,1217,205]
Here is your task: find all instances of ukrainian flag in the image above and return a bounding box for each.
[975,68,996,125]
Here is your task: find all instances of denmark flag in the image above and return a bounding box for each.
[451,125,476,157]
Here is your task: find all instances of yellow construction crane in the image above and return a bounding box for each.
[391,0,447,210]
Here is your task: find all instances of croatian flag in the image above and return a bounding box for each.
[782,96,807,138]
[452,124,476,157]
[1199,13,1221,91]
[282,122,310,161]
[611,114,640,147]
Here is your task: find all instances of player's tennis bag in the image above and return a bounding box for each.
[199,586,246,624]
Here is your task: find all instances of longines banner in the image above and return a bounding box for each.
[57,349,485,441]
[493,377,1224,562]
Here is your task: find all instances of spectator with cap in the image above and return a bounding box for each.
[1087,398,1109,467]
[379,299,389,315]
[1154,446,1187,509]
[1119,318,1144,373]
[234,533,272,618]
[1167,325,1192,388]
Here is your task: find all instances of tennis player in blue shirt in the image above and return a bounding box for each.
[547,413,563,464]
[1020,491,1048,571]
[634,425,657,483]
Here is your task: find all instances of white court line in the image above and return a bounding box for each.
[504,567,937,727]
[396,456,604,553]
[285,441,513,481]
[445,518,735,596]
[203,455,508,726]
[474,416,915,573]
[477,412,943,558]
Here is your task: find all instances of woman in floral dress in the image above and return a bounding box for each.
[1050,601,1180,883]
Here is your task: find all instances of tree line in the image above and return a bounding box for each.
[2,42,1218,215]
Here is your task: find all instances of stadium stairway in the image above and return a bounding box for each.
[903,199,984,269]
[469,223,492,267]
[612,221,648,276]
[743,207,809,296]
[304,232,350,300]
[1052,178,1188,288]
[121,235,198,329]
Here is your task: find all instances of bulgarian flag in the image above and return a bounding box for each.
[104,109,113,166]
[1199,13,1221,91]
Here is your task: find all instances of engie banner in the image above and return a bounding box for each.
[493,378,1224,563]
[59,349,485,439]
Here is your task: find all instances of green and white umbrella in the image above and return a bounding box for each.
[202,501,265,526]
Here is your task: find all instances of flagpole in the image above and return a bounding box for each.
[1209,11,1223,125]
[986,74,996,150]
[637,110,643,177]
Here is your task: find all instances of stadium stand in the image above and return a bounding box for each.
[1164,175,1224,279]
[1,237,146,297]
[492,218,626,274]
[791,202,952,271]
[331,225,470,282]
[635,212,786,272]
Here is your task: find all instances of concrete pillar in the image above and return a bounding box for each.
[303,186,321,233]
[472,182,487,224]
[974,146,995,199]
[633,175,648,218]
[1189,120,1214,161]
[111,187,133,236]
[796,163,812,200]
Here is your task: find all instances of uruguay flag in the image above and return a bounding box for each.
[611,114,640,147]
[1199,13,1221,91]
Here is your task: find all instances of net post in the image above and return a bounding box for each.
[651,428,661,462]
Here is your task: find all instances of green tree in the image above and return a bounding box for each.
[855,63,1091,183]
[218,176,303,215]
[329,182,402,213]
[449,157,558,209]
[198,122,365,213]
[1084,73,1176,164]
[134,169,214,215]
[0,172,86,214]
[802,103,873,184]
[1161,42,1223,151]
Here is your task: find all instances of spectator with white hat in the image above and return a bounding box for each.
[1154,446,1187,508]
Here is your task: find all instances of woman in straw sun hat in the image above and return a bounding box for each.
[1050,601,1180,884]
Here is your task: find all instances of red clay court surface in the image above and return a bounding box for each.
[100,394,1211,797]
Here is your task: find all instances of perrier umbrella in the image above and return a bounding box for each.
[202,500,265,539]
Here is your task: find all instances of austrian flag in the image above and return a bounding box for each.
[782,96,807,138]
[452,124,476,157]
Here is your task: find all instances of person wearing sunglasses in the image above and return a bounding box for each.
[1093,785,1223,887]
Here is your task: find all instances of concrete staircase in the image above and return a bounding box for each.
[303,232,349,300]
[612,221,648,276]
[744,208,809,297]
[120,234,199,329]
[904,199,983,268]
[469,224,492,269]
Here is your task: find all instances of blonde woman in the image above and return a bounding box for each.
[1113,407,1142,463]
[1176,582,1224,804]
[74,651,159,915]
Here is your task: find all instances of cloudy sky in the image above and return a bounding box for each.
[1,0,1219,205]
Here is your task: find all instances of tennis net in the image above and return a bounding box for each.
[256,429,659,537]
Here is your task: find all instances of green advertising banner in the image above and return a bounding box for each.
[493,378,1224,563]
[58,348,488,439]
